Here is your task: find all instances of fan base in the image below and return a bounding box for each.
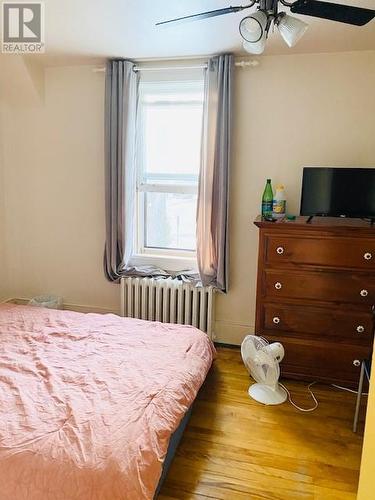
[248,383,287,405]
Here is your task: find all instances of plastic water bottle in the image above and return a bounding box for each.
[272,185,286,220]
[262,179,273,218]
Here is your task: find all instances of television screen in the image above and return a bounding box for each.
[300,167,375,218]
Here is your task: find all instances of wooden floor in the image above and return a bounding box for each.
[159,347,365,500]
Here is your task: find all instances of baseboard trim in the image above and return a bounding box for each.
[214,319,255,345]
[3,299,251,345]
[62,303,119,315]
[3,298,119,316]
[214,342,240,349]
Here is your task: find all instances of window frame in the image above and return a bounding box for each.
[130,74,205,272]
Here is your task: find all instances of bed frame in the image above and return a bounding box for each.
[154,406,193,498]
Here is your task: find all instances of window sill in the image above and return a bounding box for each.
[129,253,198,273]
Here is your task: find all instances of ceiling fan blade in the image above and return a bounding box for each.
[290,0,375,26]
[156,5,250,26]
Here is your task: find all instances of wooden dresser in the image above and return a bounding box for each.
[254,216,375,386]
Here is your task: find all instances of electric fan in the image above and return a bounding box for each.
[241,335,287,405]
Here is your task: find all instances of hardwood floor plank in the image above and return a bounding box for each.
[159,347,364,499]
[313,485,357,500]
[172,439,358,493]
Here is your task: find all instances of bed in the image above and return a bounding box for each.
[0,304,214,499]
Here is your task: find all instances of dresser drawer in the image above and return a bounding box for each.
[266,334,370,385]
[261,303,373,344]
[264,269,375,305]
[265,235,375,270]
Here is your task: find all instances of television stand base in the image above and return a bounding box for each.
[305,216,375,226]
[361,217,375,226]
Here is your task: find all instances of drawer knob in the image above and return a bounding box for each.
[273,317,280,325]
[353,359,361,367]
[364,252,372,261]
[276,247,284,255]
[274,282,282,290]
[356,325,365,333]
[360,289,369,297]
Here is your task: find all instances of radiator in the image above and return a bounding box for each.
[120,277,214,339]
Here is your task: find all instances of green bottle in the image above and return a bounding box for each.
[262,179,273,218]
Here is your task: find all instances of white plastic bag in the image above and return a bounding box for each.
[28,295,63,310]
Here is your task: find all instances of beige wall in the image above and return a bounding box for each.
[1,51,375,342]
[1,66,118,311]
[358,350,375,500]
[216,50,375,342]
[0,103,8,300]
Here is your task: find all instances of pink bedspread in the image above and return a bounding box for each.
[0,304,214,499]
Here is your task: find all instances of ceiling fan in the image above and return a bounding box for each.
[156,0,375,54]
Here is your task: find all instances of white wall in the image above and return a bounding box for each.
[1,51,375,341]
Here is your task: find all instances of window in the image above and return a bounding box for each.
[131,70,205,270]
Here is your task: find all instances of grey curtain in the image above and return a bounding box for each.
[104,59,139,282]
[197,54,233,292]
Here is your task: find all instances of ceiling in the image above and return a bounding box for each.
[33,0,375,62]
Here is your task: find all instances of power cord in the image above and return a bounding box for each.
[278,381,368,413]
[280,381,319,412]
[331,383,368,396]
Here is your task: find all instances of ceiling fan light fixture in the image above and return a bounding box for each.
[243,38,266,55]
[239,10,268,43]
[277,13,308,48]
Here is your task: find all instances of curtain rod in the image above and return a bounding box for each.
[135,64,207,72]
[92,60,259,73]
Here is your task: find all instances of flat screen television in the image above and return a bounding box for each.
[300,167,375,219]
